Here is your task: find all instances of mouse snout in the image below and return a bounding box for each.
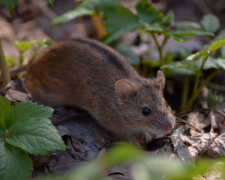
[163,121,175,132]
[164,124,173,131]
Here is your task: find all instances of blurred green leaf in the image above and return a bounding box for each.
[51,0,101,26]
[14,41,33,53]
[221,45,225,58]
[170,49,190,60]
[143,59,160,68]
[47,0,54,10]
[209,38,225,53]
[111,42,140,65]
[169,68,196,76]
[51,9,95,27]
[5,56,18,68]
[33,39,53,47]
[0,0,17,15]
[169,30,214,37]
[194,57,218,70]
[136,0,163,23]
[144,23,165,33]
[201,14,220,33]
[51,0,120,27]
[162,10,174,26]
[95,0,119,13]
[166,33,189,42]
[216,58,225,70]
[102,4,139,44]
[186,50,208,61]
[174,21,202,30]
[107,143,144,166]
[161,61,194,69]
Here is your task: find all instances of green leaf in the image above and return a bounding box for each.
[136,0,163,23]
[47,0,54,10]
[33,39,53,47]
[0,0,17,15]
[186,50,208,61]
[174,21,202,30]
[170,49,190,60]
[221,45,225,59]
[111,42,140,65]
[14,101,53,123]
[14,41,33,53]
[162,11,174,26]
[169,30,214,37]
[51,8,95,26]
[0,125,6,137]
[194,57,219,70]
[216,58,225,70]
[6,118,65,155]
[144,23,165,33]
[169,68,196,76]
[51,0,100,26]
[167,33,189,42]
[209,38,225,53]
[0,139,32,180]
[186,39,225,61]
[201,14,220,33]
[0,96,13,129]
[5,56,18,68]
[95,0,119,13]
[161,61,194,69]
[107,143,144,166]
[143,59,160,68]
[102,4,139,44]
[204,30,225,50]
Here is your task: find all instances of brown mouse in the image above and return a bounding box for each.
[24,38,175,145]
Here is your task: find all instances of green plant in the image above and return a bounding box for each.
[0,96,65,180]
[51,0,213,67]
[162,38,225,112]
[8,39,53,67]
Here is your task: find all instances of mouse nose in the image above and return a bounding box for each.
[164,124,173,131]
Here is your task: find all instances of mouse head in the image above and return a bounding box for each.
[115,70,175,144]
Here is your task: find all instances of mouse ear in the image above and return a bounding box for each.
[115,79,137,99]
[156,70,165,89]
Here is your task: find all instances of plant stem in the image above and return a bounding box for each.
[29,45,41,65]
[183,69,220,112]
[152,33,163,67]
[151,34,169,67]
[181,75,190,110]
[0,38,11,94]
[193,55,208,94]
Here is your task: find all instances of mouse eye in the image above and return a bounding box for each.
[142,107,151,116]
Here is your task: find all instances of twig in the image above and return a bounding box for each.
[214,109,225,118]
[176,117,201,132]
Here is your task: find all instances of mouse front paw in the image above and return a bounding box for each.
[128,131,152,145]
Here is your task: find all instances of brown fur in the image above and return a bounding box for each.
[25,38,175,145]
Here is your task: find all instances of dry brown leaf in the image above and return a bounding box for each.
[206,126,225,157]
[171,126,198,164]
